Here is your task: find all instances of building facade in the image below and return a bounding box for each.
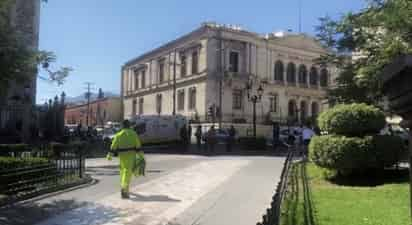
[122,23,334,125]
[65,97,122,126]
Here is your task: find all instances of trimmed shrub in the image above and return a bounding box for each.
[318,103,385,136]
[310,135,406,175]
[238,137,266,150]
[309,135,374,175]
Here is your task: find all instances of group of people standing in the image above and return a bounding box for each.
[180,124,237,154]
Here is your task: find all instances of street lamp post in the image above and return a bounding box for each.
[245,80,264,137]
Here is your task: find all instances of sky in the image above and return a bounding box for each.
[36,0,366,103]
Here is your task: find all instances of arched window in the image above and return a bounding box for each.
[287,63,296,84]
[320,68,328,87]
[288,99,297,117]
[311,102,319,116]
[309,67,318,86]
[298,64,307,85]
[274,60,284,81]
[300,101,308,121]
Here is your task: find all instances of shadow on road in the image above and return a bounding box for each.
[0,199,122,225]
[129,193,180,202]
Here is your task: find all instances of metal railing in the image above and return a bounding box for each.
[0,143,87,206]
[257,149,294,225]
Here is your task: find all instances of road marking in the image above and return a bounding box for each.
[36,159,250,225]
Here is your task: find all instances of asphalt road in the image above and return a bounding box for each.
[0,154,285,225]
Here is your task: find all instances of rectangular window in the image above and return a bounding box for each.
[134,70,139,90]
[178,90,185,111]
[180,54,186,77]
[189,88,196,110]
[269,95,278,112]
[229,51,239,73]
[138,98,144,115]
[156,94,162,114]
[141,70,146,88]
[232,90,243,110]
[192,51,198,74]
[132,99,137,115]
[158,59,165,83]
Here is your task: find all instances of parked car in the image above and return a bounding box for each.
[202,129,231,144]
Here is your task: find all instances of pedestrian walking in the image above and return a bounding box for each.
[272,122,280,150]
[188,124,192,144]
[302,124,315,158]
[226,125,236,152]
[206,126,216,154]
[195,125,202,150]
[106,120,142,199]
[180,125,189,152]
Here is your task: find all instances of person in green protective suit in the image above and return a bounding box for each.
[107,120,141,199]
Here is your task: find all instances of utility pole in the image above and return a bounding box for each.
[84,82,94,127]
[217,30,225,129]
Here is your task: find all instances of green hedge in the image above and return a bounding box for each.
[318,103,385,136]
[0,157,49,170]
[310,135,405,175]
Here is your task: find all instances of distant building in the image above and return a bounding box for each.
[64,97,122,126]
[121,22,335,125]
[0,0,41,141]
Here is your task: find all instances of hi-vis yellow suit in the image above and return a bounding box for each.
[110,128,141,192]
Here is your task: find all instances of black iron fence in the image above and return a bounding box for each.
[257,150,294,225]
[0,143,88,206]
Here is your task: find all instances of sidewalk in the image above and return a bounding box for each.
[0,154,285,225]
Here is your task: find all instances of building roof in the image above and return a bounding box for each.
[123,22,328,68]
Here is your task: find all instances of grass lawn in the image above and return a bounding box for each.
[281,162,410,225]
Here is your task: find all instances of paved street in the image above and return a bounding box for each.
[0,154,285,225]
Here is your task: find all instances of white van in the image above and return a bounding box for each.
[130,115,187,144]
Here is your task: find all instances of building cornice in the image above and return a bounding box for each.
[123,26,208,68]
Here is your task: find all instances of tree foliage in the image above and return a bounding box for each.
[0,0,72,91]
[316,0,412,105]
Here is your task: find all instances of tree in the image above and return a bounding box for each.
[316,0,412,106]
[0,0,72,93]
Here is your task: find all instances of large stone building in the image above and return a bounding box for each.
[0,0,41,141]
[121,23,334,125]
